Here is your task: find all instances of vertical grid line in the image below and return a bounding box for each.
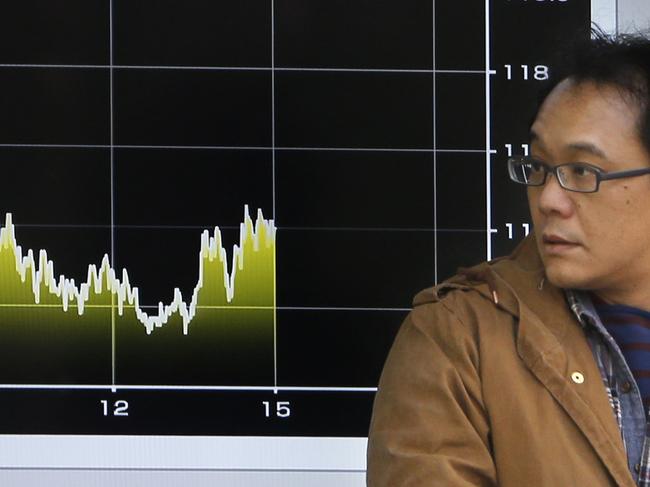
[485,0,492,261]
[271,2,277,221]
[271,0,278,392]
[109,0,117,387]
[433,0,438,285]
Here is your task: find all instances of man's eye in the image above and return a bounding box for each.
[530,161,544,172]
[571,165,589,177]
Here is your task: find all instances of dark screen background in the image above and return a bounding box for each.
[0,0,588,436]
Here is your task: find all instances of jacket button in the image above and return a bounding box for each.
[571,372,585,384]
[635,463,640,473]
[621,381,633,393]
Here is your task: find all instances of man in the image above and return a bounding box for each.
[367,33,650,486]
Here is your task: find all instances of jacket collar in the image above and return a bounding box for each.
[430,234,635,486]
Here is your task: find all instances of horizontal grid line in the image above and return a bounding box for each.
[0,304,274,310]
[0,143,495,153]
[0,304,411,312]
[10,224,493,233]
[0,384,378,392]
[280,147,494,153]
[0,63,490,74]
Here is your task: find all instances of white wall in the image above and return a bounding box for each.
[618,0,650,33]
[591,0,650,35]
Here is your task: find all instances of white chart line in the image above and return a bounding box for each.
[271,0,279,394]
[9,224,486,233]
[109,0,117,386]
[0,384,378,393]
[485,0,493,261]
[0,304,411,312]
[0,63,489,74]
[0,143,492,153]
[433,0,438,285]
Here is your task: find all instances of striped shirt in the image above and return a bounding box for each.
[591,294,650,413]
[566,290,649,486]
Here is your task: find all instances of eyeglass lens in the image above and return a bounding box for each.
[511,159,598,192]
[557,165,598,192]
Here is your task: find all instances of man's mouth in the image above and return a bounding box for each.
[542,233,580,253]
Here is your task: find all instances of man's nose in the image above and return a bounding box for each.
[536,172,575,217]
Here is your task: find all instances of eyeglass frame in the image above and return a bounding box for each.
[507,155,650,193]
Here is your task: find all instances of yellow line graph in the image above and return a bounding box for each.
[0,207,276,335]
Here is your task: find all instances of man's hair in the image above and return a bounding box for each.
[535,28,650,153]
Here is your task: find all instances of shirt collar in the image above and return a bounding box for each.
[564,289,613,339]
[565,289,599,328]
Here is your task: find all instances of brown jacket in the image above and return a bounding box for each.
[367,235,636,486]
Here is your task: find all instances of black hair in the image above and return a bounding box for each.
[534,27,650,153]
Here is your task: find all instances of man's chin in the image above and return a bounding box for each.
[543,262,590,290]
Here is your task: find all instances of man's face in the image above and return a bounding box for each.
[528,79,650,300]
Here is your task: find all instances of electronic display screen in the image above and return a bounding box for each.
[0,1,601,485]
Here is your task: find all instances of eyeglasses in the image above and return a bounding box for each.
[507,155,650,193]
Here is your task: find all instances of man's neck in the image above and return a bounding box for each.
[590,287,650,312]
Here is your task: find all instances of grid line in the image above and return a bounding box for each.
[433,0,438,285]
[0,143,494,153]
[485,0,493,261]
[109,0,117,387]
[271,0,279,392]
[0,384,378,393]
[0,63,490,74]
[9,224,492,233]
[0,304,411,312]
